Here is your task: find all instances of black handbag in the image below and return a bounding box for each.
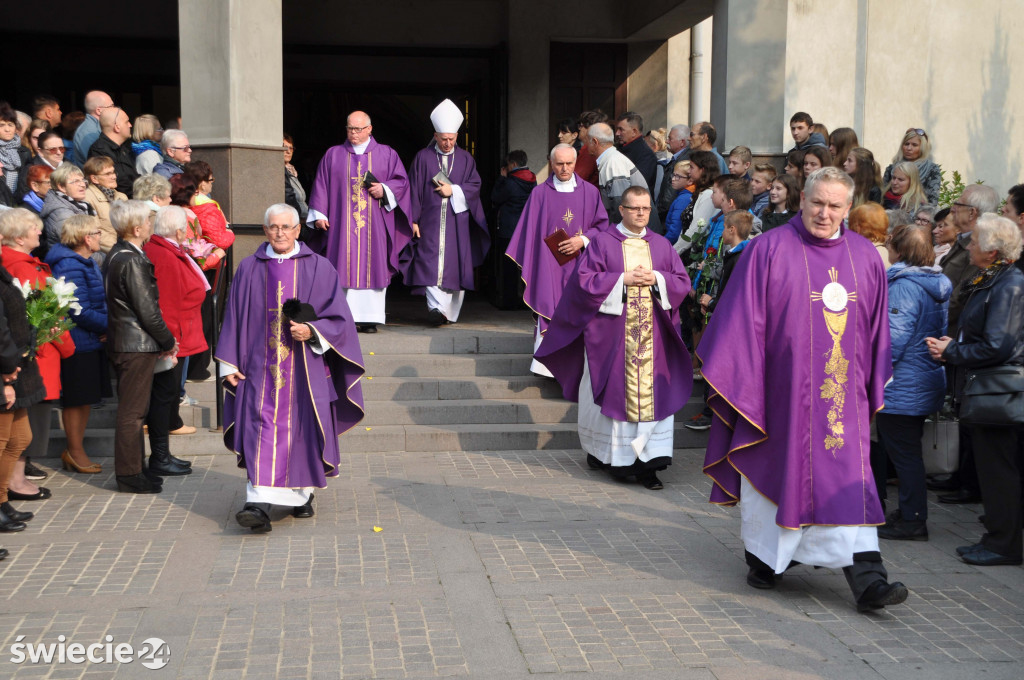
[959,365,1024,426]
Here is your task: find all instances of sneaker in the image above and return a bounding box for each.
[180,394,199,407]
[23,458,48,481]
[684,414,712,431]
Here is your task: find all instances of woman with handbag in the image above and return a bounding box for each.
[876,224,951,541]
[926,213,1024,566]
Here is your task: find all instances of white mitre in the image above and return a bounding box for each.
[430,99,464,134]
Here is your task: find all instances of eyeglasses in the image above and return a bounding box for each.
[620,206,650,214]
[914,217,932,226]
[42,146,66,153]
[266,225,298,234]
[951,201,973,210]
[907,128,928,138]
[66,178,87,186]
[671,173,687,180]
[169,145,192,152]
[346,125,370,132]
[282,144,294,150]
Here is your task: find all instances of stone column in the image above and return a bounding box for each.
[709,0,787,157]
[178,0,283,229]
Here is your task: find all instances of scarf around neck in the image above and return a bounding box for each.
[0,138,22,193]
[132,140,160,157]
[959,259,1010,304]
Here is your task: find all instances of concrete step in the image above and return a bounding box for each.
[358,329,534,355]
[339,422,710,453]
[47,428,227,457]
[361,396,706,426]
[50,404,212,430]
[360,375,563,401]
[363,353,533,378]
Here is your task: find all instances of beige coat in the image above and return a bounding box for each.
[84,183,126,253]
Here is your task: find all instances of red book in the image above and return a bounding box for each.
[544,228,578,266]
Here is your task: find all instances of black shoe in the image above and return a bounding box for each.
[427,308,447,327]
[856,580,908,612]
[926,475,958,491]
[142,469,164,486]
[956,543,984,556]
[168,454,192,468]
[878,518,928,541]
[938,489,982,504]
[292,494,315,519]
[236,503,272,533]
[148,436,192,476]
[0,547,8,560]
[586,454,608,470]
[6,487,51,501]
[23,458,48,481]
[116,473,163,494]
[0,503,27,532]
[961,547,1023,566]
[746,567,777,589]
[684,414,712,431]
[357,324,378,334]
[0,502,33,523]
[641,473,664,490]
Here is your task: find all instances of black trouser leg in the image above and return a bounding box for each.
[842,551,888,601]
[971,426,1023,559]
[146,365,179,439]
[959,426,981,496]
[869,439,888,509]
[876,413,928,520]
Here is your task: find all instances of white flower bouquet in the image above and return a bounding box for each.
[14,276,81,349]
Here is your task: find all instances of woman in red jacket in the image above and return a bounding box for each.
[141,206,208,473]
[0,209,75,501]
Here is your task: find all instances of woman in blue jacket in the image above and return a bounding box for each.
[876,223,951,541]
[45,214,110,473]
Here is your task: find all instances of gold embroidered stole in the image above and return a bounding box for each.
[346,152,374,287]
[622,238,655,422]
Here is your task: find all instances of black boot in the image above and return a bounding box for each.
[236,503,272,532]
[0,502,32,523]
[292,494,315,518]
[116,473,163,494]
[148,436,192,476]
[0,504,27,532]
[168,453,192,468]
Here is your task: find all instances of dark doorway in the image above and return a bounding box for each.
[549,42,627,136]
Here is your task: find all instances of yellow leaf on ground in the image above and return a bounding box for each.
[373,526,383,533]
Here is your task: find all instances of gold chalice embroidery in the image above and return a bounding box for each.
[811,267,857,454]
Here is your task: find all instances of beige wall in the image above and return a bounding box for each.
[781,0,1022,194]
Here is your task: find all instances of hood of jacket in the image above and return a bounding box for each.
[888,261,952,303]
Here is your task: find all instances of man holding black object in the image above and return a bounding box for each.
[506,144,609,376]
[217,204,365,533]
[307,111,412,333]
[402,99,489,325]
[535,186,691,489]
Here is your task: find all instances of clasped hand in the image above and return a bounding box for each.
[925,336,952,362]
[624,266,656,287]
[557,236,584,256]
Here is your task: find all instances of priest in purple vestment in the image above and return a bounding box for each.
[306,110,412,333]
[698,167,908,612]
[217,204,365,533]
[506,143,610,377]
[536,186,692,490]
[402,99,489,325]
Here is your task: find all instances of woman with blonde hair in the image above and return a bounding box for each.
[132,114,163,175]
[883,128,941,205]
[44,215,110,473]
[883,161,927,215]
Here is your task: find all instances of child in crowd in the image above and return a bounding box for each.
[749,163,776,216]
[726,146,752,180]
[700,210,754,317]
[760,174,801,232]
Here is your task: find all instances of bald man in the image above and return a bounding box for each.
[306,111,413,333]
[88,106,137,195]
[73,90,114,168]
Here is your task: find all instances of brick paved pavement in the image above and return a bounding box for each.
[1,445,1022,679]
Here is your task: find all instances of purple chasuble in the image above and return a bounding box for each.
[307,139,413,288]
[698,214,891,529]
[506,177,610,333]
[535,229,692,422]
[216,243,365,489]
[401,145,489,291]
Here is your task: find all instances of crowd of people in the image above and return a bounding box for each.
[2,89,1022,609]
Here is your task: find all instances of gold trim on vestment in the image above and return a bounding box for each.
[621,238,654,422]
